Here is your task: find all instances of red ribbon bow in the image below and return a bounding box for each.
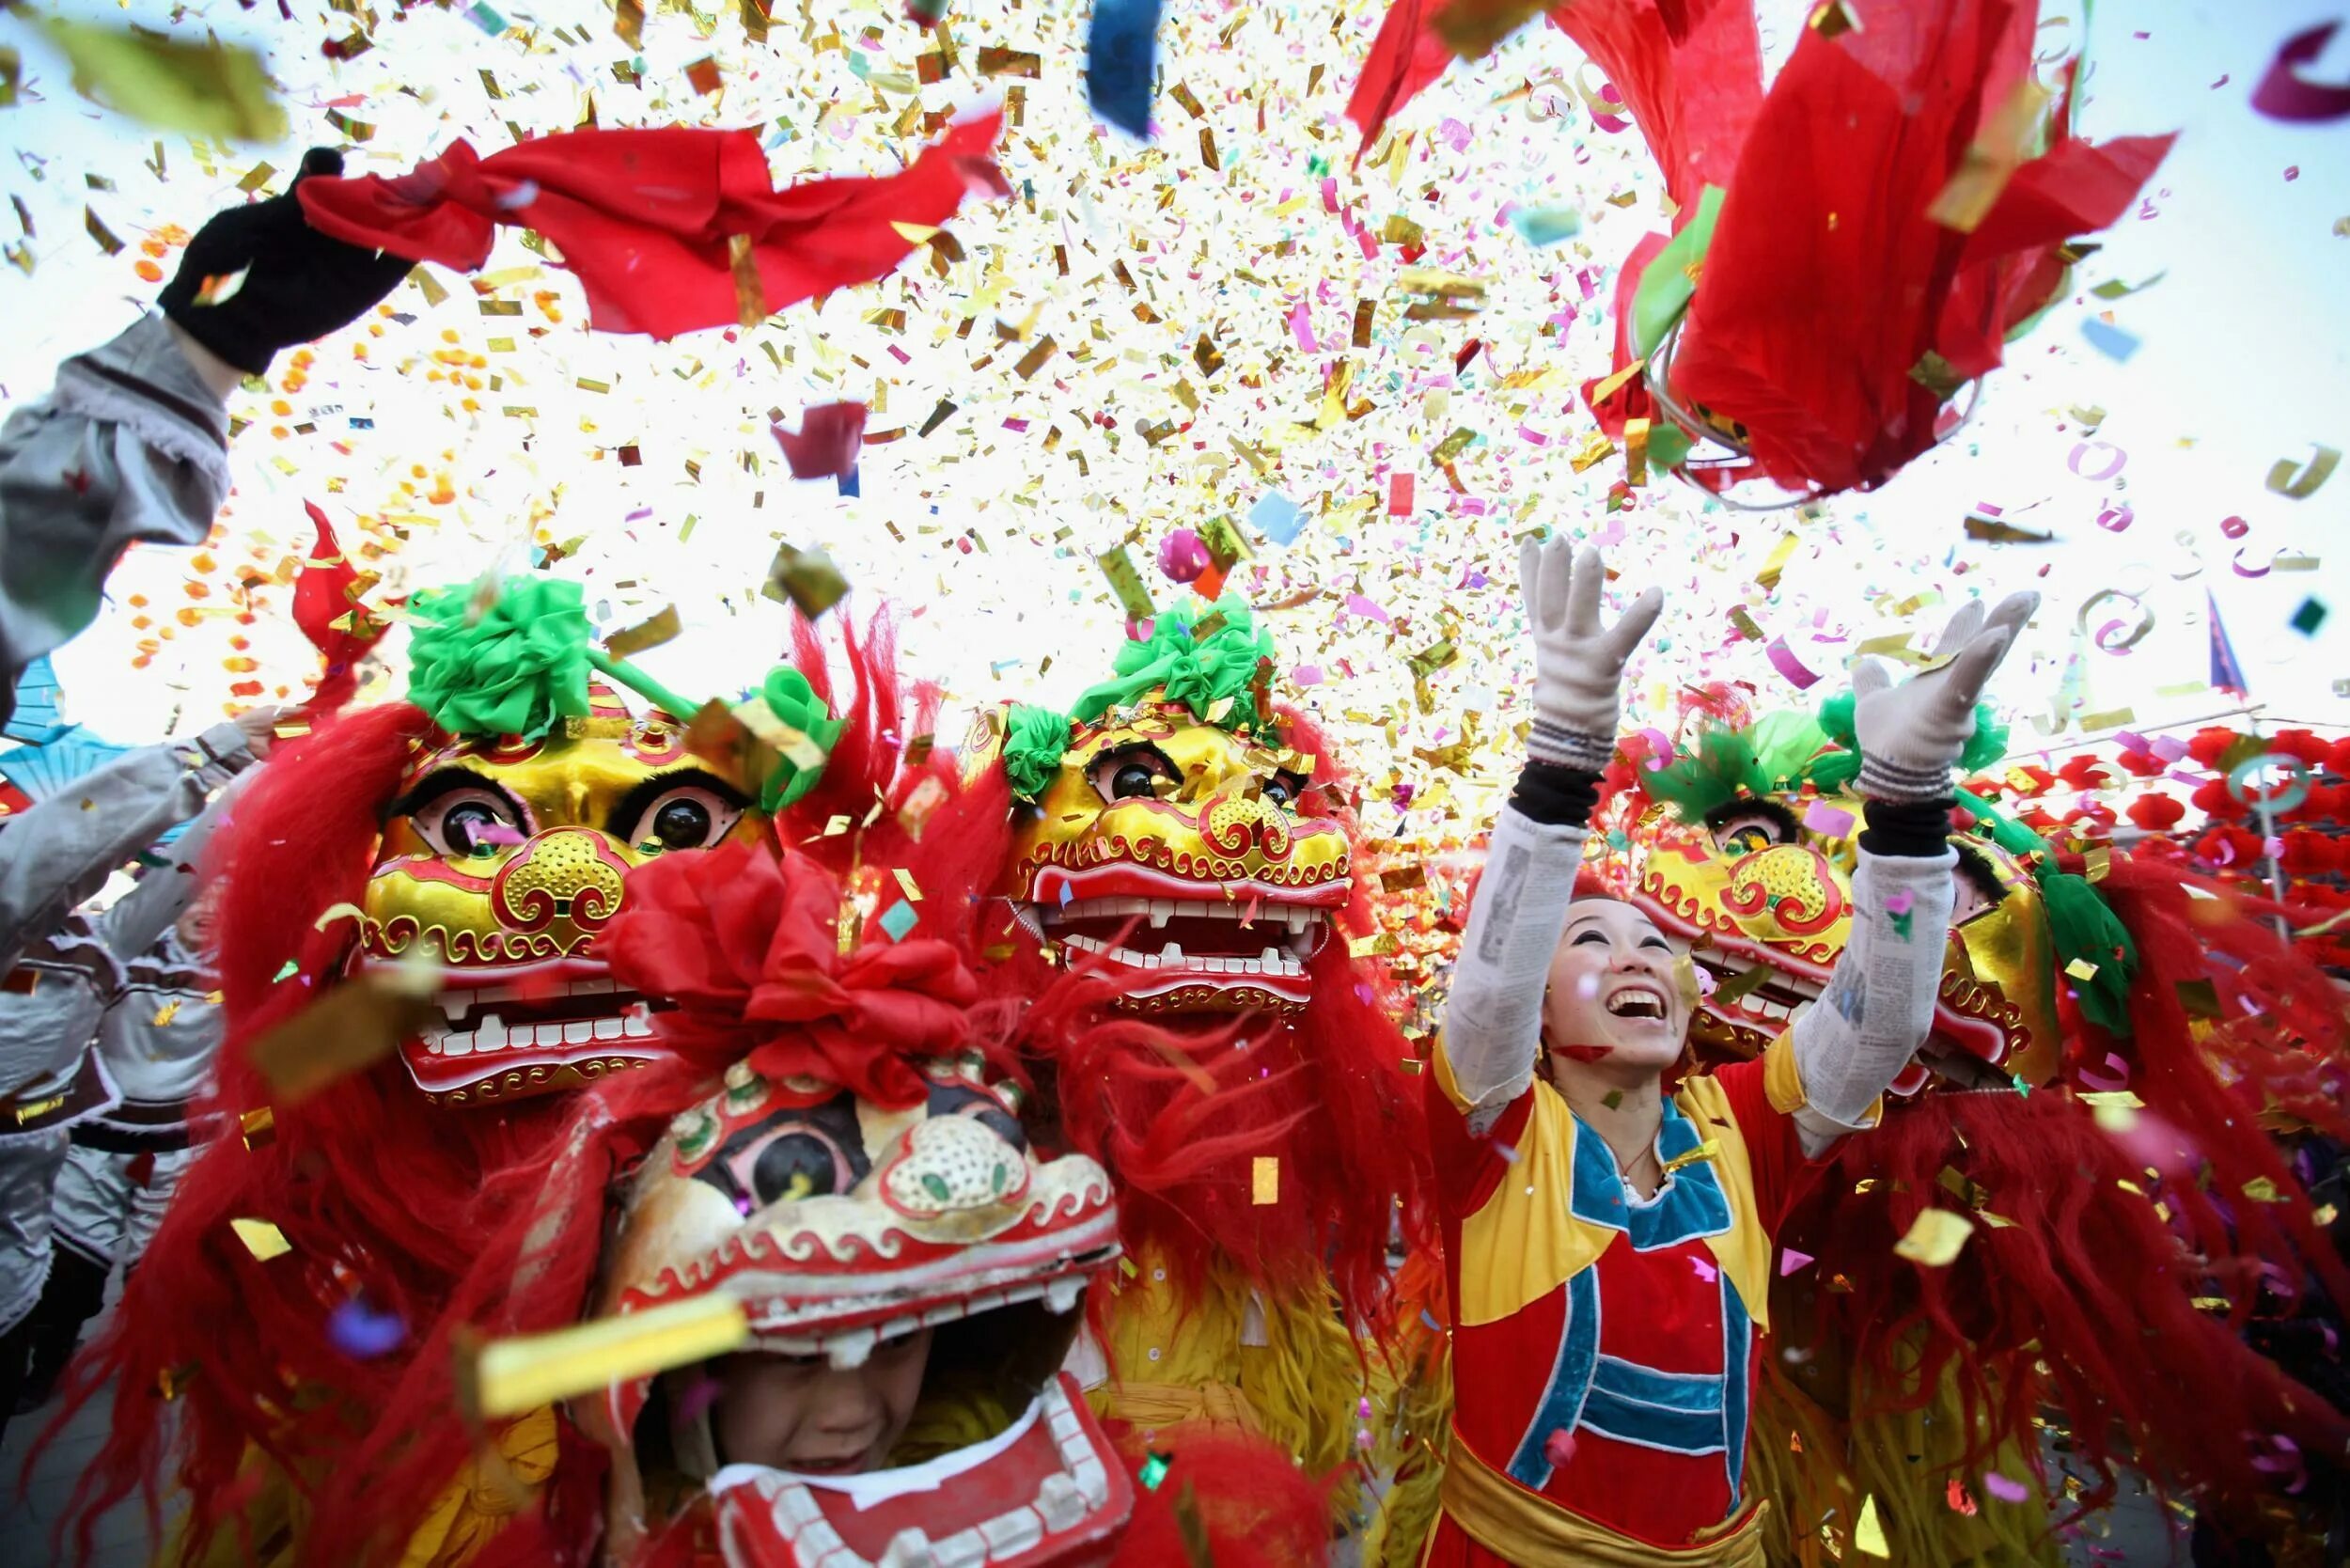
[599,841,977,1108]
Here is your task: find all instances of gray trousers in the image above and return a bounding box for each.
[54,1141,193,1271]
[0,1128,70,1334]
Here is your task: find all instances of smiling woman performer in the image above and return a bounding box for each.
[1424,540,2035,1566]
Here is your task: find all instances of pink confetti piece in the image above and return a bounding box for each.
[2076,1051,2132,1091]
[1765,635,1822,689]
[1543,1428,1577,1468]
[1779,1247,1815,1277]
[1687,1256,1719,1283]
[2253,23,2350,121]
[1343,593,1391,626]
[1982,1473,2031,1503]
[2068,440,2128,481]
[1802,800,1856,839]
[1288,300,1317,353]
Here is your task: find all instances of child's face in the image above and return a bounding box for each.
[711,1327,933,1476]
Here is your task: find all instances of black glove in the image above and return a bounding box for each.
[158,148,416,376]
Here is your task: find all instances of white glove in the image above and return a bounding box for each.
[1851,592,2037,802]
[1517,539,1663,771]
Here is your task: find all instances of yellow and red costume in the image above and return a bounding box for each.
[1422,1037,1817,1564]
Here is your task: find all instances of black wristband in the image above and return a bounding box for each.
[1859,797,1954,858]
[1510,761,1601,829]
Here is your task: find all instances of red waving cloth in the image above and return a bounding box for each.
[1346,0,1456,156]
[293,500,387,715]
[1668,0,2171,494]
[1544,0,1762,211]
[1348,0,1763,185]
[297,115,1004,340]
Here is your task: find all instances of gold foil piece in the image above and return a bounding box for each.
[1251,1156,1280,1205]
[463,1294,749,1420]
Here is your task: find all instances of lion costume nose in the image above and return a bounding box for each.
[490,827,633,934]
[1202,791,1293,858]
[1720,843,1847,936]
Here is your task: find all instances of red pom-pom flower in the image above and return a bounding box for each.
[599,840,979,1107]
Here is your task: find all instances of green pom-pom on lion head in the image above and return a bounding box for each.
[1070,595,1276,733]
[406,576,592,742]
[1642,711,1853,822]
[1002,703,1075,801]
[754,666,847,812]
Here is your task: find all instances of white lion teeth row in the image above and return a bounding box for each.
[431,974,621,1021]
[1058,932,1308,979]
[419,1010,654,1056]
[748,1379,1108,1568]
[751,1273,1090,1370]
[1048,894,1325,935]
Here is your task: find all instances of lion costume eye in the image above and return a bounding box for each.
[1089,744,1177,803]
[696,1094,872,1210]
[1711,808,1793,858]
[613,771,748,854]
[397,774,530,857]
[1950,845,2004,925]
[1261,771,1309,811]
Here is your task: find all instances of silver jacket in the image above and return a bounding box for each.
[0,769,249,1115]
[0,313,228,729]
[86,928,219,1129]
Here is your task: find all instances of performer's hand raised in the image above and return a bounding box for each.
[1516,538,1662,769]
[159,148,416,377]
[1850,592,2037,802]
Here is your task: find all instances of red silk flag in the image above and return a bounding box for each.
[297,115,1004,340]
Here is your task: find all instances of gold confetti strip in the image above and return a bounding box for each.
[84,207,124,256]
[604,604,682,659]
[1892,1208,1975,1268]
[1097,545,1155,620]
[246,970,446,1104]
[1251,1155,1280,1205]
[230,1217,292,1261]
[2267,445,2340,498]
[462,1294,749,1421]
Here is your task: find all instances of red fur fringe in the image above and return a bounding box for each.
[1105,1431,1336,1568]
[1779,852,2350,1511]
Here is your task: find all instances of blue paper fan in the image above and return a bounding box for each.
[5,655,67,745]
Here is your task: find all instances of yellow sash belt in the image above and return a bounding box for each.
[1437,1433,1766,1567]
[1092,1378,1264,1434]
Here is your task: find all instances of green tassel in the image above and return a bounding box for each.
[2043,870,2138,1037]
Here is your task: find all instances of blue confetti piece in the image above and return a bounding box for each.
[1248,491,1307,546]
[2079,318,2141,362]
[1509,206,1582,246]
[1086,0,1164,139]
[466,1,506,35]
[878,899,918,941]
[327,1297,407,1359]
[838,466,861,498]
